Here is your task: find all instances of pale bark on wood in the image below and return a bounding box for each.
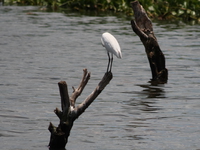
[131,1,168,83]
[48,69,112,149]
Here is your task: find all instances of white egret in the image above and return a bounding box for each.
[101,32,122,73]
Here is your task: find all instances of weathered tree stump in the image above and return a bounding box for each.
[48,69,113,149]
[131,1,168,83]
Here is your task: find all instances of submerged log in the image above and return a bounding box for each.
[48,69,112,149]
[131,1,168,83]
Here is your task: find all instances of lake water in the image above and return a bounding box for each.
[0,6,200,150]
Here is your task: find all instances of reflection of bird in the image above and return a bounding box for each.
[101,32,122,73]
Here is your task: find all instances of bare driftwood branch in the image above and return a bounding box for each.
[74,71,113,119]
[48,69,113,149]
[70,68,90,108]
[58,81,70,112]
[131,1,168,83]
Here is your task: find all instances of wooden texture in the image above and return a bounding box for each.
[131,1,168,83]
[48,69,112,149]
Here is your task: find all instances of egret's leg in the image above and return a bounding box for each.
[107,52,111,73]
[110,54,113,72]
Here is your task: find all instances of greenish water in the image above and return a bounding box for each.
[0,6,200,150]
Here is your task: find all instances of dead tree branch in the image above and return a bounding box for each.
[48,69,112,149]
[131,0,168,83]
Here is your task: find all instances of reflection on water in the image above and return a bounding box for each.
[50,148,66,150]
[137,83,165,98]
[122,83,164,115]
[1,6,200,150]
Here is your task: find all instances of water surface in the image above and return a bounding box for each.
[0,6,200,150]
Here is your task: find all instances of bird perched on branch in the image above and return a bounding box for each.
[101,32,122,73]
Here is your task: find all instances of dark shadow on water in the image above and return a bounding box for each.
[122,82,166,99]
[120,83,167,143]
[122,82,166,113]
[124,97,162,113]
[137,82,166,99]
[49,148,66,150]
[120,83,167,142]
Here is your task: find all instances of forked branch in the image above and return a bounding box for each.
[70,68,90,107]
[48,69,112,149]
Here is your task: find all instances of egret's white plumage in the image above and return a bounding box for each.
[101,32,122,72]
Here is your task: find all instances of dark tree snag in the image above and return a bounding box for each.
[131,1,168,83]
[48,69,113,149]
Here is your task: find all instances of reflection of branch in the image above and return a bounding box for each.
[131,1,168,83]
[48,69,113,149]
[139,84,165,98]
